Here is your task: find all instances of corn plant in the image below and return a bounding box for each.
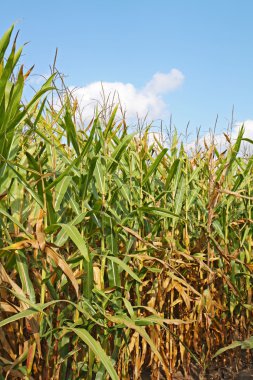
[0,26,252,380]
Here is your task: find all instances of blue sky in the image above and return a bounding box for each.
[1,1,253,139]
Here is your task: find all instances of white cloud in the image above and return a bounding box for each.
[233,120,253,154]
[186,120,253,154]
[69,69,184,122]
[233,120,253,139]
[144,69,184,95]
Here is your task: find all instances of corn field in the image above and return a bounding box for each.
[0,26,252,380]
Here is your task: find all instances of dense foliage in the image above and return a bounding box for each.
[0,26,252,379]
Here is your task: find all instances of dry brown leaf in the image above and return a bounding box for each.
[45,246,79,298]
[0,302,20,313]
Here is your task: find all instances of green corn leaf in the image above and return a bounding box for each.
[63,107,80,156]
[106,314,164,367]
[0,25,14,62]
[165,158,180,190]
[83,256,94,300]
[104,105,118,138]
[212,220,225,240]
[213,340,242,358]
[143,148,168,185]
[107,255,141,283]
[15,250,36,303]
[7,163,44,207]
[174,175,185,218]
[94,157,105,195]
[80,156,98,200]
[0,206,33,238]
[58,224,89,262]
[45,124,96,192]
[107,133,134,173]
[139,206,181,219]
[69,327,119,380]
[0,308,40,328]
[55,176,72,211]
